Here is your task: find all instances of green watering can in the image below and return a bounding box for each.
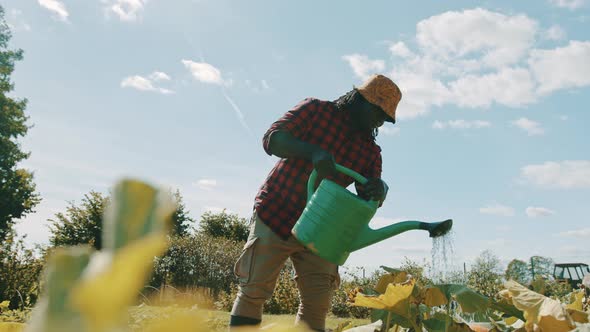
[291,164,453,266]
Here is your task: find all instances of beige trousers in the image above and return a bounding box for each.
[231,212,340,331]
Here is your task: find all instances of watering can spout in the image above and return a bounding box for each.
[291,163,454,265]
[349,219,453,252]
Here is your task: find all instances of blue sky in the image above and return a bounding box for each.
[4,0,590,273]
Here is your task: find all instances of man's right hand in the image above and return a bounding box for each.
[267,131,336,182]
[311,148,336,185]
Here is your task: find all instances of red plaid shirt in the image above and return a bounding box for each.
[255,98,383,239]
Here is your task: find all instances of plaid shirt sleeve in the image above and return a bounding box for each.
[355,151,385,207]
[262,98,317,155]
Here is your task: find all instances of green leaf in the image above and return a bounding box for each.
[429,284,491,313]
[370,309,413,329]
[489,298,525,321]
[380,265,403,274]
[26,246,92,332]
[102,179,175,251]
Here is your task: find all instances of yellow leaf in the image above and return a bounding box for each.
[70,234,168,332]
[503,280,575,332]
[424,287,448,307]
[353,279,415,314]
[375,272,409,294]
[567,309,589,324]
[504,316,519,325]
[567,290,585,311]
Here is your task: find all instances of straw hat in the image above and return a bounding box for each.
[356,74,401,123]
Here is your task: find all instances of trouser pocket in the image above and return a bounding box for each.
[233,237,258,285]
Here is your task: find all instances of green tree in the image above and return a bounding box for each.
[170,189,194,237]
[505,259,530,285]
[48,191,108,250]
[530,255,554,279]
[467,250,504,297]
[197,210,249,242]
[0,6,40,242]
[49,190,194,249]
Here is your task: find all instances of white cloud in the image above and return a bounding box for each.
[416,8,537,68]
[120,71,174,94]
[449,67,536,108]
[559,228,590,238]
[342,8,590,120]
[521,161,590,189]
[545,25,566,40]
[105,0,148,22]
[511,117,545,136]
[393,72,451,119]
[549,0,586,9]
[342,54,385,81]
[432,119,491,129]
[529,41,590,94]
[479,204,515,217]
[526,206,555,217]
[389,42,414,58]
[38,0,69,22]
[195,179,217,190]
[182,60,227,85]
[149,71,171,82]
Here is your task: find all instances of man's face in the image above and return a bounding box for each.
[355,99,390,132]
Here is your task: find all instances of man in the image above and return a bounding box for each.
[230,74,402,331]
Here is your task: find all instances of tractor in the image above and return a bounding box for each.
[553,262,590,288]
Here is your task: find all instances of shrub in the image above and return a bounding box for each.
[330,267,380,319]
[150,233,243,296]
[215,262,301,315]
[0,230,44,309]
[262,262,300,315]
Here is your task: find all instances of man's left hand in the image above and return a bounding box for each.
[362,178,387,202]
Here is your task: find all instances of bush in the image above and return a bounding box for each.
[530,276,572,300]
[0,230,44,310]
[263,262,300,315]
[330,267,380,319]
[150,233,244,296]
[215,262,301,315]
[196,210,249,243]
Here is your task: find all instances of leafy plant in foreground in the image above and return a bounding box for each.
[18,179,312,332]
[348,266,590,331]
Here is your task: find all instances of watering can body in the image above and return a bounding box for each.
[292,164,453,265]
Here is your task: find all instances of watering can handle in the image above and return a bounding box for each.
[307,164,378,206]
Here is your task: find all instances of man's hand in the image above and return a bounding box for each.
[311,148,336,185]
[361,178,387,202]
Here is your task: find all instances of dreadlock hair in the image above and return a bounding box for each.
[334,88,379,140]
